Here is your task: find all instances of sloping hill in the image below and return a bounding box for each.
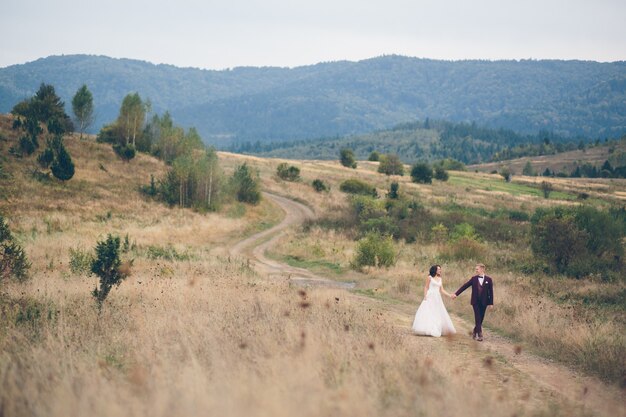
[1,55,625,147]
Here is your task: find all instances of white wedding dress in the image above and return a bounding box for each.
[412,276,456,337]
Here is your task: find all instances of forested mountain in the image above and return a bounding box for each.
[1,54,625,148]
[231,119,575,164]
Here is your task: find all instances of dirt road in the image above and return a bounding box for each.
[231,192,625,417]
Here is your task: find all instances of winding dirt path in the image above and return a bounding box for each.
[230,192,354,289]
[231,192,625,417]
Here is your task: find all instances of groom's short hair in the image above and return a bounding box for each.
[476,263,485,269]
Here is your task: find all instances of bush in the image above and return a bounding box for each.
[441,237,487,261]
[276,162,301,181]
[312,179,329,192]
[531,206,624,278]
[50,139,75,181]
[352,232,396,269]
[377,154,404,176]
[410,163,433,184]
[69,247,94,275]
[90,235,129,309]
[113,143,136,162]
[387,182,400,199]
[0,216,30,283]
[340,179,377,197]
[231,163,261,204]
[450,222,479,241]
[368,151,380,161]
[434,166,449,181]
[340,148,357,169]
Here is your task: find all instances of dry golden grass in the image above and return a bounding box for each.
[1,117,624,416]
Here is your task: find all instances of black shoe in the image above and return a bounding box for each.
[477,334,483,342]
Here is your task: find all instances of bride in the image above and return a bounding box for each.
[412,265,456,337]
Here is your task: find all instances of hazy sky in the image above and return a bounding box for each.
[2,0,625,69]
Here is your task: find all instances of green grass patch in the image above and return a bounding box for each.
[449,174,577,200]
[283,254,345,275]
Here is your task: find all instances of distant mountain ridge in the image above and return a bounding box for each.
[1,54,625,147]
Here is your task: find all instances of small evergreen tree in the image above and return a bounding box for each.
[540,181,553,199]
[90,235,127,309]
[51,140,75,181]
[387,182,400,199]
[0,216,30,283]
[522,161,534,176]
[231,163,261,204]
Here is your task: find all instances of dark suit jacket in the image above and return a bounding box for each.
[455,275,494,306]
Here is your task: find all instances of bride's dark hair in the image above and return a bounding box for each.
[429,265,440,277]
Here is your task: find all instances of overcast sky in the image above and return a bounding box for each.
[2,0,625,69]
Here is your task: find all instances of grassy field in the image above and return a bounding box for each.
[0,115,624,416]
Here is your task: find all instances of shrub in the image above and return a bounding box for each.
[113,143,136,162]
[540,181,553,198]
[340,148,357,169]
[450,222,479,241]
[531,206,624,278]
[340,179,377,197]
[90,235,129,309]
[441,237,487,261]
[69,247,94,275]
[0,216,30,283]
[410,163,433,184]
[434,166,449,181]
[231,163,261,204]
[50,139,75,181]
[312,179,329,192]
[361,217,400,238]
[352,232,396,269]
[377,154,404,176]
[387,182,399,199]
[508,210,530,222]
[368,151,380,161]
[276,162,301,181]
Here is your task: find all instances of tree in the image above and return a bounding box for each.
[117,93,145,147]
[14,83,74,133]
[499,167,512,182]
[50,137,75,181]
[434,166,449,181]
[38,135,75,181]
[0,216,30,283]
[368,151,380,161]
[90,235,128,310]
[231,163,261,204]
[340,148,357,169]
[72,84,94,140]
[540,181,553,199]
[522,161,534,176]
[387,182,399,199]
[410,162,433,184]
[377,154,404,176]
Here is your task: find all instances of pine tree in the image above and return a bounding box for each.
[50,136,75,181]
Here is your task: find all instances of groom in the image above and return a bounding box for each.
[451,263,494,341]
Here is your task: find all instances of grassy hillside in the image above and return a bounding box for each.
[469,136,626,175]
[0,114,624,416]
[1,55,625,147]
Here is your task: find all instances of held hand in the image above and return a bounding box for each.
[488,305,494,311]
[450,294,457,300]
